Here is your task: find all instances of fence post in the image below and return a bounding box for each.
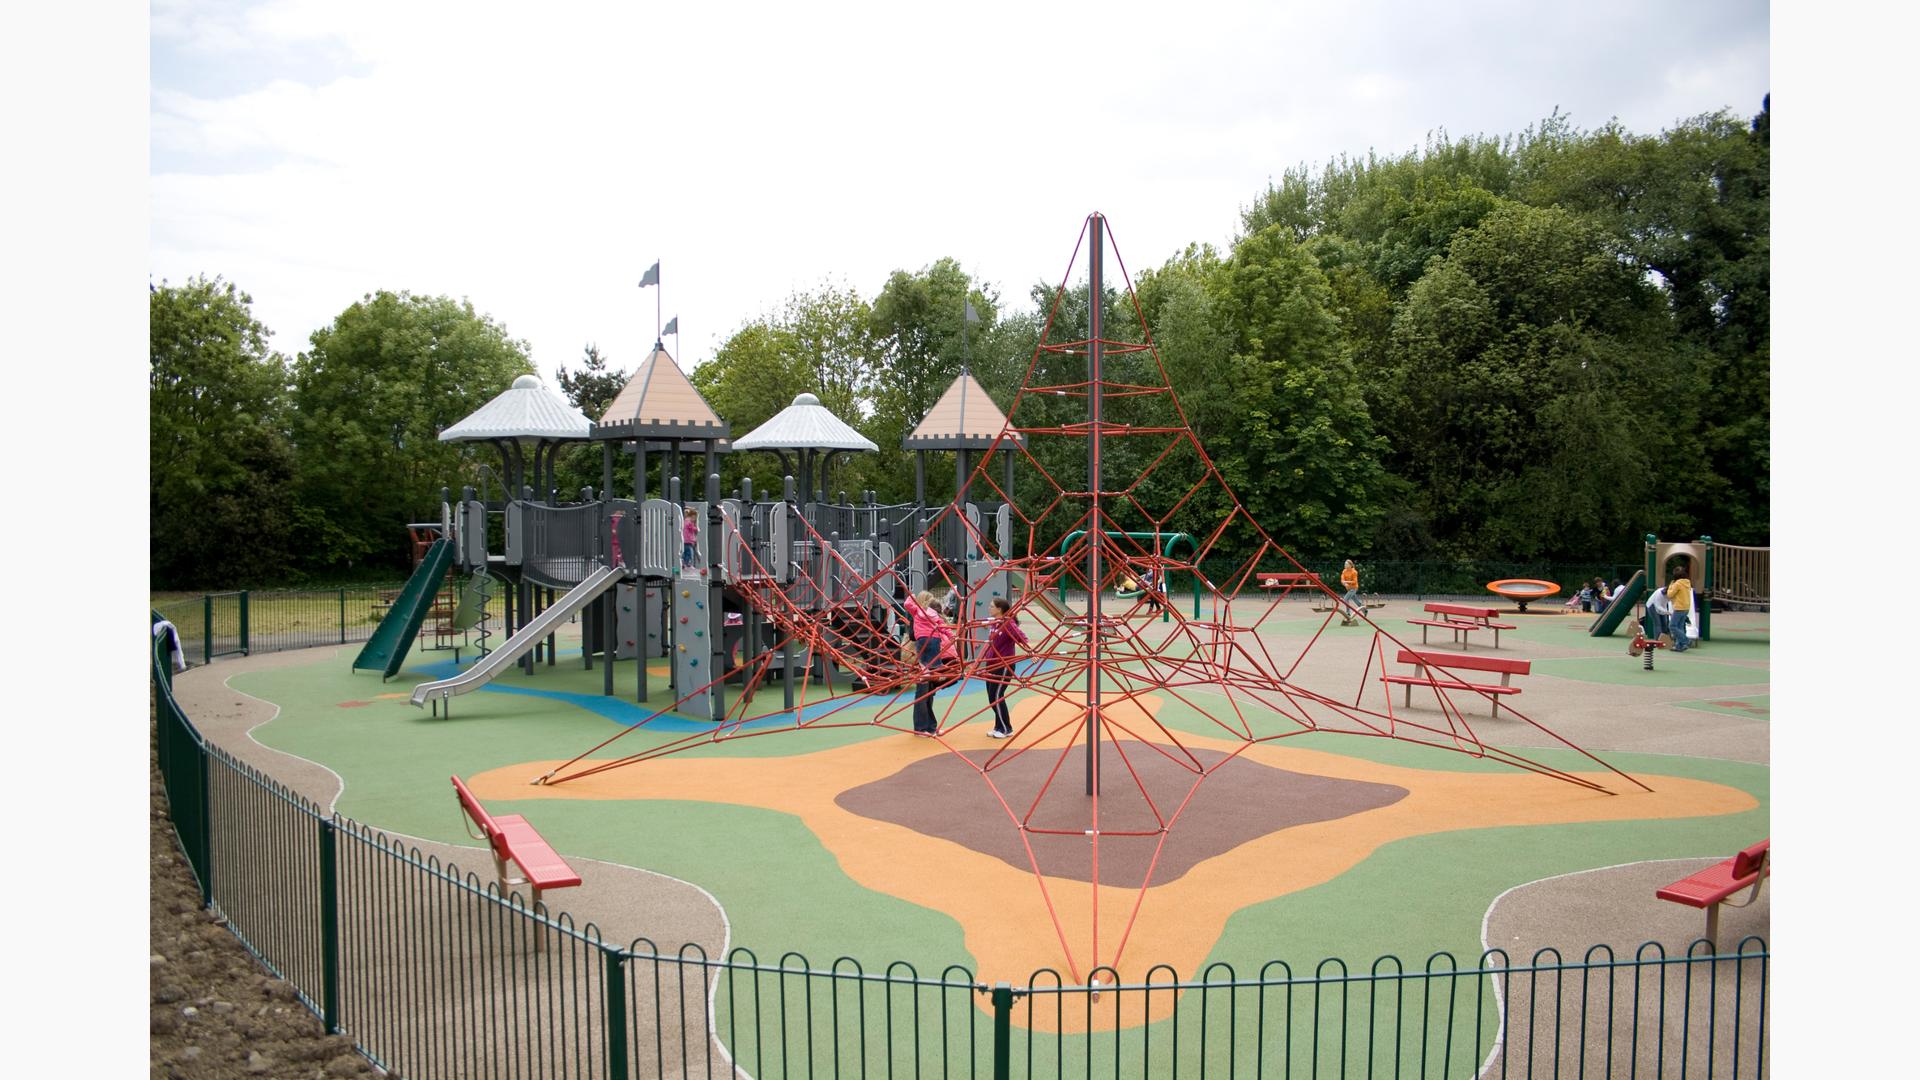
[203,593,213,666]
[339,588,347,645]
[603,948,629,1080]
[239,591,250,655]
[194,739,213,906]
[318,818,341,1033]
[991,982,1014,1080]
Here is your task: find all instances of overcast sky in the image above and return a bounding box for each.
[150,0,1769,384]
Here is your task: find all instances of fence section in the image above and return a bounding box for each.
[151,636,1767,1078]
[154,583,423,660]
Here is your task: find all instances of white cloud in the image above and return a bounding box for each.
[150,0,1769,381]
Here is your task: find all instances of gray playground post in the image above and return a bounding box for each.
[668,474,681,698]
[783,475,797,711]
[708,471,727,720]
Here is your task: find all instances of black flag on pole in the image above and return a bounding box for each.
[638,262,660,288]
[964,299,980,325]
[663,316,678,336]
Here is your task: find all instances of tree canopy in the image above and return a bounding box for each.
[151,101,1769,588]
[290,291,534,572]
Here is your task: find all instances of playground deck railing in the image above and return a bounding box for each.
[151,635,1768,1078]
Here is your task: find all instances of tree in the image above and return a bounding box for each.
[867,259,1022,504]
[291,292,534,573]
[1211,226,1391,556]
[1515,102,1770,541]
[553,343,630,498]
[1384,202,1693,557]
[150,276,301,587]
[556,342,627,419]
[693,291,890,500]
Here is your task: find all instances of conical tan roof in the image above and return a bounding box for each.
[903,370,1024,449]
[596,344,728,439]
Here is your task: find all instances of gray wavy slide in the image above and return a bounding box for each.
[410,564,624,708]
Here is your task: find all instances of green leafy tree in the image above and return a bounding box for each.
[290,291,534,572]
[1516,102,1770,541]
[553,343,630,498]
[868,259,1022,504]
[1384,202,1692,557]
[694,284,890,500]
[1211,226,1390,556]
[556,342,627,419]
[149,276,300,587]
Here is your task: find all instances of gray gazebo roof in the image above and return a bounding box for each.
[439,374,592,442]
[732,393,878,452]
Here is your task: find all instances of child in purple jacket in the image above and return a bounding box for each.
[982,597,1029,738]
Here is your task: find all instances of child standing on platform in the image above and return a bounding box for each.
[681,507,700,571]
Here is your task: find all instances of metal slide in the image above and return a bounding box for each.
[410,564,624,708]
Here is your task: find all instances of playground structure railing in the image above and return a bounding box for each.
[152,634,1768,1078]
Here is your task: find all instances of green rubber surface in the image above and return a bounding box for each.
[229,639,1767,980]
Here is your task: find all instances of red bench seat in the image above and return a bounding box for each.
[1409,603,1517,648]
[1656,840,1769,948]
[453,775,583,906]
[1383,649,1531,718]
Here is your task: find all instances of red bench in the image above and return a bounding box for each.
[1406,602,1517,649]
[1656,840,1769,949]
[1257,571,1322,599]
[452,775,583,922]
[1382,649,1530,718]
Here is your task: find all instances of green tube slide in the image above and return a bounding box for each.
[352,537,454,678]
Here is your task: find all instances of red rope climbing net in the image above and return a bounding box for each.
[537,214,1646,980]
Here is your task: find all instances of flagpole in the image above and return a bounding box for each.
[656,260,662,344]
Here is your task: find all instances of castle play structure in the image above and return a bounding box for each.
[353,354,1025,723]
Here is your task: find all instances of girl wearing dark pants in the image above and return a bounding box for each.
[905,590,955,734]
[982,598,1029,737]
[913,634,945,733]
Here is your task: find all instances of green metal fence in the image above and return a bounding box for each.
[153,583,421,662]
[151,635,1767,1077]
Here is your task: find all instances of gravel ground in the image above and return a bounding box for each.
[150,714,381,1080]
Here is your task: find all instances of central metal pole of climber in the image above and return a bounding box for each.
[1086,212,1104,797]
